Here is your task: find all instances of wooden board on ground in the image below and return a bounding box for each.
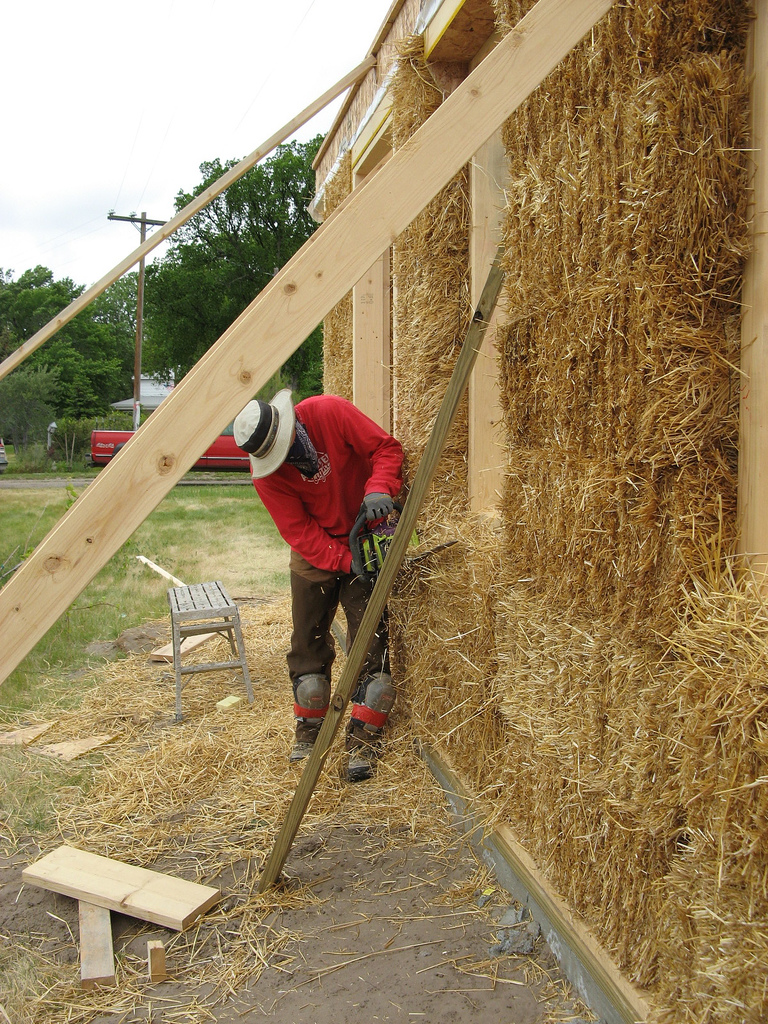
[78,901,115,989]
[0,722,54,746]
[23,845,222,931]
[35,735,117,761]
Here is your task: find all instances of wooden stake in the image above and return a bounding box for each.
[147,939,168,982]
[0,0,615,687]
[0,57,375,383]
[257,248,505,891]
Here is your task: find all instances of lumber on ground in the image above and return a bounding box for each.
[0,57,375,383]
[0,0,615,687]
[257,248,506,891]
[23,845,221,931]
[78,901,115,989]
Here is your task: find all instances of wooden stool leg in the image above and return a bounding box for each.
[171,616,184,722]
[233,617,254,704]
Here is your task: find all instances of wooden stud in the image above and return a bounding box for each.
[0,0,616,687]
[739,0,768,587]
[353,247,392,431]
[468,128,507,512]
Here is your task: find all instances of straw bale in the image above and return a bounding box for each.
[321,152,353,398]
[390,35,472,513]
[386,2,760,1020]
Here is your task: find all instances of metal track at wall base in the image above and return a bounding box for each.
[416,741,652,1024]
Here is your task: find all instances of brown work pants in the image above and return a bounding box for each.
[287,550,390,697]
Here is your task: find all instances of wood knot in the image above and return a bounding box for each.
[157,455,175,474]
[43,555,65,574]
[238,369,253,386]
[283,282,297,295]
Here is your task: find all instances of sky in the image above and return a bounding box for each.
[1,0,394,288]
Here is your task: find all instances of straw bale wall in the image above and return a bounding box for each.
[320,1,764,1019]
[347,4,765,1023]
[320,153,353,399]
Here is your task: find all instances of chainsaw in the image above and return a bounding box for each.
[349,502,457,581]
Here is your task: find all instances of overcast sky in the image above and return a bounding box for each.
[1,0,393,288]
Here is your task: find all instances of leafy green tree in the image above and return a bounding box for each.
[144,138,324,397]
[0,267,136,417]
[0,363,59,449]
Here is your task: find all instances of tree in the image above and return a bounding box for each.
[0,267,136,417]
[0,363,59,449]
[144,138,324,397]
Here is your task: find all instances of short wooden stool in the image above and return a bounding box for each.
[167,581,254,721]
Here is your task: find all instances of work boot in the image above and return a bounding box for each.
[345,720,382,782]
[290,717,323,764]
[347,744,381,782]
[289,740,315,763]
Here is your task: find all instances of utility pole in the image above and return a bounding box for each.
[108,211,165,430]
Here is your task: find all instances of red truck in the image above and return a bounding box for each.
[90,424,251,471]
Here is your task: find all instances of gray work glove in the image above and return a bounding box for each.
[363,492,394,522]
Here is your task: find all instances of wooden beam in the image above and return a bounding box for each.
[353,247,391,431]
[0,0,615,686]
[0,57,376,383]
[23,845,221,931]
[738,0,768,587]
[257,247,506,892]
[468,129,507,511]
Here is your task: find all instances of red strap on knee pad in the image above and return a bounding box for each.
[294,702,329,719]
[351,703,388,729]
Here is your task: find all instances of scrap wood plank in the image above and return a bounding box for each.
[23,845,221,931]
[0,0,616,688]
[0,722,54,746]
[78,901,115,989]
[34,735,117,761]
[150,632,213,663]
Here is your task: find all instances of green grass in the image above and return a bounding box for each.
[1,482,289,719]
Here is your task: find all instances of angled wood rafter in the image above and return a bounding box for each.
[0,0,615,685]
[0,57,376,383]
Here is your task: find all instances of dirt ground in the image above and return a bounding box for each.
[0,610,595,1024]
[1,828,590,1024]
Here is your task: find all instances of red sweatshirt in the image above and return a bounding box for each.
[253,395,403,573]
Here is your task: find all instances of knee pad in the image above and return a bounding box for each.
[351,672,395,733]
[294,673,330,720]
